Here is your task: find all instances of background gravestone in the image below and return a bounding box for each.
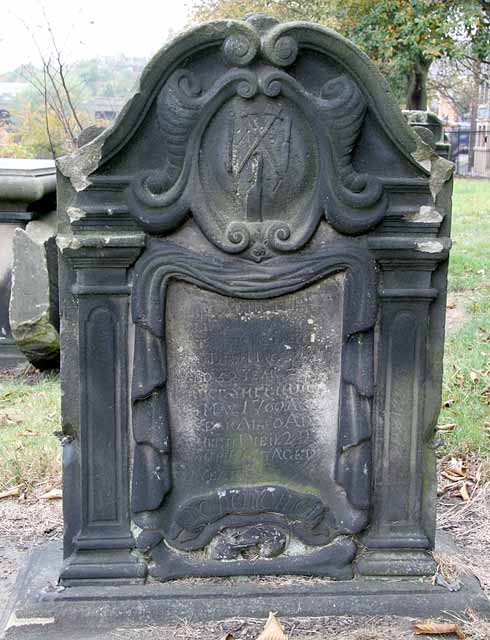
[404,110,451,160]
[0,159,57,370]
[9,211,59,370]
[6,14,479,632]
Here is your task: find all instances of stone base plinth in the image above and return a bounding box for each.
[0,342,27,371]
[2,540,489,639]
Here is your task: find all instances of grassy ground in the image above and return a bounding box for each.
[0,178,489,491]
[439,178,490,456]
[0,370,60,492]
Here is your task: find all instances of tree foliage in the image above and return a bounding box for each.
[1,55,146,159]
[0,98,84,158]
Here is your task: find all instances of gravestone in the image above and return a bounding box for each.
[56,12,452,583]
[9,211,60,369]
[403,110,451,159]
[0,159,56,369]
[11,14,487,637]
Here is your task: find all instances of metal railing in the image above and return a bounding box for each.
[446,128,490,178]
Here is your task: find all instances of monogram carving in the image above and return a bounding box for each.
[126,17,388,260]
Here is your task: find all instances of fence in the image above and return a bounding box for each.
[446,127,490,178]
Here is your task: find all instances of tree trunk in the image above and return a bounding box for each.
[468,58,481,173]
[406,57,430,110]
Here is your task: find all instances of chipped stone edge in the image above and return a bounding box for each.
[411,132,454,202]
[56,135,104,192]
[405,206,444,225]
[56,232,146,252]
[416,240,445,254]
[66,206,87,223]
[5,611,55,630]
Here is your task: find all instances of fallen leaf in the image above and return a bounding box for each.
[414,620,464,638]
[470,369,479,383]
[447,301,456,309]
[445,458,466,477]
[441,471,465,482]
[0,487,20,499]
[0,414,22,427]
[437,423,456,432]
[40,488,62,500]
[443,398,455,408]
[257,613,287,640]
[17,429,39,437]
[460,482,471,501]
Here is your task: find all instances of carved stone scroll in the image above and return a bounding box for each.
[127,17,389,259]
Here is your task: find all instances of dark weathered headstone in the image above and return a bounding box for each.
[55,12,453,584]
[0,159,56,369]
[10,15,483,635]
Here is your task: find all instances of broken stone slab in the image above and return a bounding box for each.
[9,210,59,370]
[0,159,56,370]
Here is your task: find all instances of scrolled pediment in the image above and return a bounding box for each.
[67,15,429,259]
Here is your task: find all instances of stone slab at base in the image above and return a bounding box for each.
[2,541,490,640]
[0,343,27,371]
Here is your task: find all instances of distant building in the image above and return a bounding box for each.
[91,96,127,122]
[432,94,457,124]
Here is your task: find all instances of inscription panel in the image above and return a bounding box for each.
[163,275,344,522]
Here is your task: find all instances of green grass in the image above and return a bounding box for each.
[0,371,61,492]
[440,178,490,456]
[448,178,490,292]
[0,178,489,491]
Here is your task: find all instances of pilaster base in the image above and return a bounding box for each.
[356,549,436,577]
[60,549,147,586]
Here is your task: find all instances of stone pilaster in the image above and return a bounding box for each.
[58,233,147,584]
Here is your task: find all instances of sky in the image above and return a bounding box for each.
[0,0,192,75]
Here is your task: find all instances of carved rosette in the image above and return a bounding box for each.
[126,17,388,261]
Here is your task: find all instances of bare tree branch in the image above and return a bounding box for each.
[39,1,84,132]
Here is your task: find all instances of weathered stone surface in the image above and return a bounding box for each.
[3,535,490,639]
[404,109,451,159]
[9,211,59,370]
[51,12,455,615]
[0,159,56,369]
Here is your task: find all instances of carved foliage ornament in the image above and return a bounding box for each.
[127,18,388,261]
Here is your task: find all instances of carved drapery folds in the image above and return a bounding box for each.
[131,241,376,560]
[127,18,388,261]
